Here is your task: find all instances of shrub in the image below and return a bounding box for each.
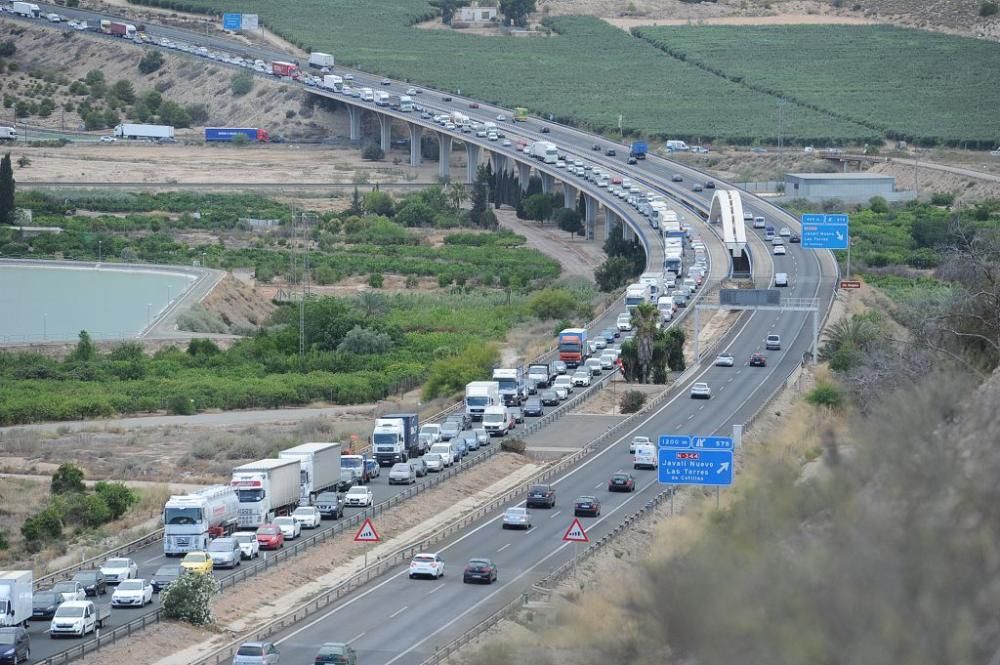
[501,438,526,454]
[138,50,164,74]
[0,531,8,551]
[231,73,253,96]
[929,192,955,206]
[527,288,579,320]
[619,390,646,414]
[980,1,998,16]
[51,462,86,495]
[806,380,844,409]
[368,272,384,288]
[168,395,196,415]
[94,481,139,519]
[338,326,393,355]
[21,507,63,550]
[362,144,385,161]
[160,570,218,625]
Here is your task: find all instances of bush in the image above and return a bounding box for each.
[51,463,86,495]
[368,272,384,288]
[168,395,196,415]
[338,326,393,355]
[94,481,139,519]
[138,50,164,74]
[929,192,954,206]
[362,144,385,161]
[160,570,218,625]
[231,73,254,96]
[501,438,526,454]
[21,507,63,551]
[527,288,579,320]
[980,1,998,16]
[806,380,844,409]
[619,390,646,414]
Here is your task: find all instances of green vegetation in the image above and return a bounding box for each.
[633,25,1000,147]
[595,222,645,292]
[126,0,870,142]
[161,570,217,625]
[619,304,685,384]
[0,153,13,224]
[618,390,646,414]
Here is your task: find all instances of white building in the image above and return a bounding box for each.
[455,4,498,24]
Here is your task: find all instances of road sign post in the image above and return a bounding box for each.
[562,518,589,579]
[354,518,381,568]
[801,213,850,250]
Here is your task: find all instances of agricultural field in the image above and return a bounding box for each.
[129,0,874,143]
[633,25,1000,148]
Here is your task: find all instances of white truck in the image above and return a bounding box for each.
[529,141,558,164]
[0,127,16,141]
[279,442,342,506]
[634,444,657,470]
[625,283,648,311]
[639,272,663,302]
[308,52,335,68]
[0,570,31,628]
[162,485,240,556]
[114,123,174,140]
[231,458,301,528]
[450,111,470,126]
[465,381,500,421]
[657,295,675,322]
[482,404,511,436]
[322,74,343,91]
[492,368,525,406]
[48,600,109,638]
[374,90,390,107]
[12,2,41,17]
[399,95,414,112]
[666,140,690,152]
[360,87,374,102]
[371,413,420,465]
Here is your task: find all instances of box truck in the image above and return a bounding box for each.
[371,413,420,465]
[271,61,300,79]
[529,141,558,164]
[527,363,553,390]
[231,458,301,528]
[0,570,32,628]
[322,74,343,91]
[204,127,270,142]
[279,442,342,505]
[360,87,374,102]
[12,2,41,17]
[162,485,240,555]
[114,123,174,140]
[558,328,588,368]
[465,381,500,421]
[492,368,525,406]
[399,95,414,112]
[0,127,16,141]
[629,142,648,160]
[374,90,390,107]
[307,52,335,68]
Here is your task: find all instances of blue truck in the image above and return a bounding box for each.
[205,127,270,142]
[629,141,648,160]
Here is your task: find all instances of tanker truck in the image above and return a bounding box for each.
[162,485,239,556]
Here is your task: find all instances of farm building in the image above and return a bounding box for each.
[782,172,913,204]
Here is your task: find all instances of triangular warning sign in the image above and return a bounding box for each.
[562,517,589,543]
[354,517,381,543]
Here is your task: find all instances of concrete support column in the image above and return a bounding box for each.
[378,114,392,153]
[438,133,453,181]
[563,183,576,210]
[490,152,508,175]
[516,161,531,191]
[408,124,422,166]
[465,143,481,184]
[584,194,598,241]
[347,105,362,142]
[540,172,554,194]
[603,207,612,241]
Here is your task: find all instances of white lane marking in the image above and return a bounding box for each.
[143,555,164,566]
[550,510,562,519]
[389,606,408,619]
[348,632,366,644]
[496,543,511,553]
[427,585,444,595]
[594,483,603,489]
[687,414,694,420]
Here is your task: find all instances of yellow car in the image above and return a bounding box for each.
[180,551,214,575]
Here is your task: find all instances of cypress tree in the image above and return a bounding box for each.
[0,153,14,224]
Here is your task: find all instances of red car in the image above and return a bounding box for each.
[608,471,635,493]
[255,524,285,550]
[749,353,767,367]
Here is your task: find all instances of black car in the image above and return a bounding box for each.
[592,143,601,151]
[608,471,636,492]
[540,126,550,133]
[525,379,538,395]
[605,148,616,156]
[704,181,715,189]
[151,564,182,593]
[315,491,345,519]
[72,570,107,597]
[540,390,560,407]
[0,627,29,665]
[671,175,683,182]
[442,95,452,101]
[692,184,703,192]
[526,483,556,508]
[31,590,62,620]
[523,397,544,417]
[574,496,601,517]
[463,558,498,584]
[789,234,801,243]
[749,353,767,367]
[601,328,617,343]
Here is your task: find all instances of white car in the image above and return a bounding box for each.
[496,114,506,121]
[111,579,153,608]
[100,136,116,143]
[345,485,374,507]
[779,226,791,237]
[593,337,607,350]
[273,516,302,540]
[409,552,445,579]
[344,73,354,80]
[629,436,651,454]
[552,375,574,395]
[292,506,322,529]
[232,531,260,559]
[690,382,712,399]
[715,352,735,367]
[46,13,61,21]
[388,462,417,485]
[406,87,417,95]
[100,558,138,584]
[774,245,787,255]
[553,385,569,401]
[380,78,391,85]
[616,313,632,331]
[502,139,512,147]
[423,453,444,472]
[599,353,617,369]
[572,371,591,387]
[52,581,87,603]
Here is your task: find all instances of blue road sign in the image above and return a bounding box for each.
[825,214,849,225]
[658,435,690,448]
[222,13,242,30]
[802,213,826,225]
[803,223,849,249]
[658,448,733,486]
[691,436,733,450]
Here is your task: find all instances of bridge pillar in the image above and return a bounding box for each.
[563,183,576,209]
[604,207,612,241]
[465,143,481,184]
[490,152,508,175]
[347,105,362,142]
[622,219,634,241]
[378,114,392,153]
[539,172,555,194]
[516,161,531,191]
[584,194,598,241]
[438,133,453,181]
[408,124,422,166]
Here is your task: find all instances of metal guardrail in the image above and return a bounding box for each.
[34,530,166,590]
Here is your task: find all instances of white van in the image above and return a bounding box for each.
[429,442,457,467]
[775,272,789,287]
[634,444,656,470]
[753,216,766,228]
[682,278,697,292]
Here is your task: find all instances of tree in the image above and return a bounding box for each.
[362,144,385,161]
[555,207,583,237]
[528,288,578,320]
[363,190,394,216]
[430,0,470,24]
[631,303,660,383]
[350,186,363,215]
[110,80,136,105]
[21,507,63,551]
[157,100,191,128]
[67,330,97,363]
[395,200,435,227]
[499,0,536,27]
[0,152,13,224]
[338,326,393,355]
[138,50,164,74]
[51,463,86,495]
[595,256,635,292]
[231,73,254,96]
[160,570,218,625]
[522,193,555,222]
[470,164,491,226]
[449,181,467,210]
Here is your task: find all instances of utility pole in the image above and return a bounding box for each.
[777,98,786,153]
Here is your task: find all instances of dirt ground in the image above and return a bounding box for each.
[199,274,277,331]
[573,378,663,416]
[79,452,539,665]
[496,209,604,282]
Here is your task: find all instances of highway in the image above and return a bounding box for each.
[5,8,836,664]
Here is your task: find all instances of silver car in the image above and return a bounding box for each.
[474,428,489,445]
[207,538,242,569]
[502,507,531,530]
[233,641,280,665]
[409,457,428,477]
[388,462,417,485]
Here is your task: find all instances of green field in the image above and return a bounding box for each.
[633,25,1000,148]
[130,0,874,144]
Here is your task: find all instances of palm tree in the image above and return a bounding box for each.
[632,303,660,383]
[449,182,467,210]
[820,313,882,361]
[355,291,387,320]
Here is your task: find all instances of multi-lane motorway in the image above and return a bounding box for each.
[6,6,837,664]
